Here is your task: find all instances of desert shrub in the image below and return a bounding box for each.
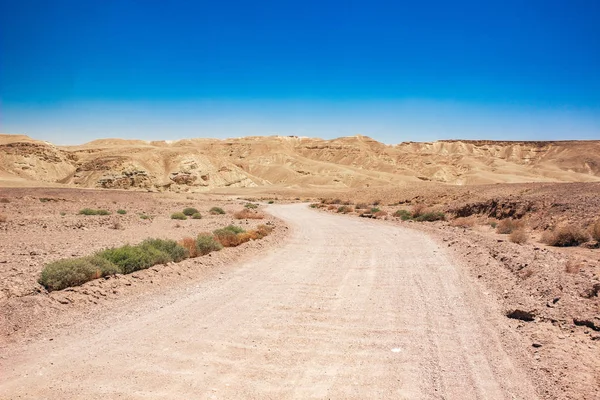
[182,207,199,216]
[171,212,187,220]
[255,224,274,238]
[309,203,318,208]
[97,244,170,274]
[141,238,188,262]
[60,212,66,216]
[191,212,202,219]
[565,259,583,274]
[97,209,110,215]
[372,200,381,206]
[331,198,342,205]
[180,237,199,258]
[117,209,127,215]
[374,210,388,218]
[496,219,522,234]
[209,206,226,215]
[355,203,368,210]
[370,207,381,213]
[268,200,274,204]
[213,225,245,247]
[196,234,224,255]
[79,208,110,216]
[0,197,9,203]
[414,211,445,222]
[327,205,336,210]
[509,229,528,244]
[490,221,497,228]
[244,203,259,209]
[39,256,120,291]
[411,204,426,218]
[0,214,6,223]
[450,216,476,228]
[393,209,412,220]
[109,221,122,230]
[541,225,589,247]
[337,205,352,214]
[234,208,264,219]
[590,220,600,241]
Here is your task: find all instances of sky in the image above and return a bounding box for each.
[1,0,599,145]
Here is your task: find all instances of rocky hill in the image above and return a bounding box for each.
[1,134,599,191]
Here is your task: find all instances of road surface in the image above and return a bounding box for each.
[0,204,538,399]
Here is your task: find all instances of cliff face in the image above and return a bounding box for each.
[1,134,599,190]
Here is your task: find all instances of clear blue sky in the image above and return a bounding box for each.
[1,0,599,144]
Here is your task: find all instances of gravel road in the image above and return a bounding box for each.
[0,203,539,399]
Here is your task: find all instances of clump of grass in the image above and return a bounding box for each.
[96,244,170,274]
[60,211,66,216]
[0,197,10,203]
[209,207,226,215]
[140,238,189,262]
[191,212,202,219]
[117,209,127,215]
[414,211,445,222]
[267,200,274,204]
[590,220,600,241]
[39,256,120,291]
[370,207,381,213]
[182,207,199,216]
[139,214,152,220]
[450,216,476,228]
[337,205,352,214]
[355,203,368,210]
[509,229,528,244]
[196,234,224,255]
[79,208,111,216]
[541,225,589,247]
[244,203,259,209]
[171,212,187,220]
[393,209,412,220]
[374,210,388,218]
[496,219,523,234]
[234,209,265,219]
[309,203,318,208]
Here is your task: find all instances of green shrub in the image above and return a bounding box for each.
[414,212,446,222]
[337,205,352,213]
[171,212,187,220]
[78,208,110,216]
[393,209,412,220]
[244,203,259,209]
[140,238,188,262]
[196,234,224,255]
[370,207,380,214]
[139,214,152,220]
[96,209,110,215]
[39,256,120,291]
[209,207,226,215]
[117,209,127,215]
[191,212,202,219]
[97,245,170,274]
[182,207,199,216]
[267,200,274,204]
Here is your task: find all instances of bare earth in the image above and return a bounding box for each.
[1,204,540,399]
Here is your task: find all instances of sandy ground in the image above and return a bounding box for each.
[1,204,541,399]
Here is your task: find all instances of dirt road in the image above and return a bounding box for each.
[0,204,539,399]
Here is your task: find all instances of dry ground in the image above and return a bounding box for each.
[1,203,541,399]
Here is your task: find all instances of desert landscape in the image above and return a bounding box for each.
[0,133,599,399]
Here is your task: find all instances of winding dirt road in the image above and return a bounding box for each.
[1,204,539,399]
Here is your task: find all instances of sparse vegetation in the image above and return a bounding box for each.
[590,220,600,241]
[355,203,368,210]
[213,225,246,247]
[209,207,226,215]
[96,244,170,274]
[191,212,202,219]
[182,207,199,216]
[79,208,111,216]
[109,221,122,230]
[139,214,152,220]
[450,216,476,228]
[411,204,426,218]
[541,225,589,247]
[370,207,381,213]
[374,210,388,218]
[234,208,264,219]
[413,211,445,222]
[141,238,189,262]
[39,256,120,291]
[244,203,259,209]
[496,219,523,234]
[171,212,187,220]
[509,229,528,244]
[179,237,198,257]
[337,205,352,214]
[393,209,412,220]
[268,200,274,204]
[117,209,127,215]
[195,234,224,255]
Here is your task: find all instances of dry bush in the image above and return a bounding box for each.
[109,221,123,230]
[0,214,6,223]
[450,216,476,228]
[590,220,600,241]
[565,259,583,274]
[411,204,426,217]
[327,205,336,210]
[374,210,388,218]
[180,237,198,258]
[0,197,9,203]
[542,225,590,247]
[496,219,523,234]
[355,203,368,210]
[337,205,353,214]
[509,229,528,244]
[233,209,265,219]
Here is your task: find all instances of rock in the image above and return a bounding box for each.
[532,342,542,348]
[506,309,536,322]
[573,318,600,332]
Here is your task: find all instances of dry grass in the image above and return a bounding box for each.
[541,225,590,247]
[565,259,583,274]
[590,220,600,241]
[327,205,336,210]
[109,221,123,230]
[0,214,6,223]
[496,219,523,234]
[355,203,368,210]
[233,209,265,219]
[374,210,388,218]
[449,216,476,228]
[411,204,426,217]
[337,205,353,214]
[180,237,198,258]
[509,229,528,244]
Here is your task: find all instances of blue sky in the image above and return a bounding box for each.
[1,0,599,144]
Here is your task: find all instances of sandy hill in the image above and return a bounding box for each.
[1,134,599,191]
